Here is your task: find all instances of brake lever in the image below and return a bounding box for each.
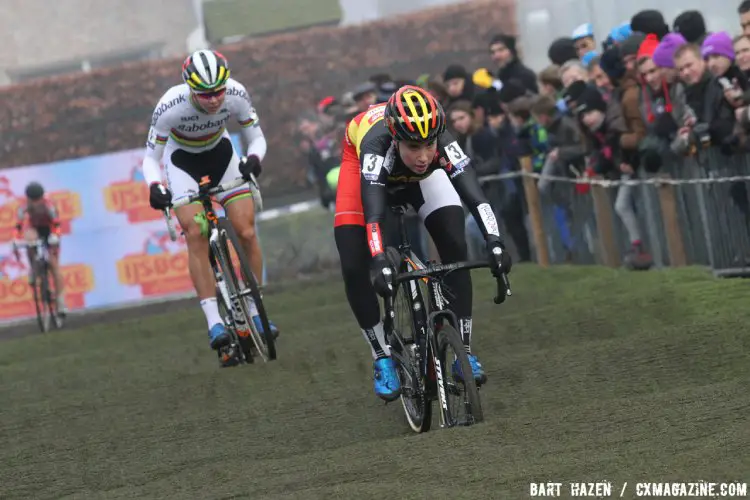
[493,273,512,304]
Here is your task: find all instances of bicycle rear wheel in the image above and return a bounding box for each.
[386,247,432,433]
[218,218,277,361]
[436,324,484,426]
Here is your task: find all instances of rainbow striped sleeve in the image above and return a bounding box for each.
[238,116,257,128]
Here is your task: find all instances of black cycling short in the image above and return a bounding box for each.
[170,137,234,189]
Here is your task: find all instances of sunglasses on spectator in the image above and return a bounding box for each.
[194,88,226,99]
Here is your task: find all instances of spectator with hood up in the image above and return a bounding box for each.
[490,34,539,94]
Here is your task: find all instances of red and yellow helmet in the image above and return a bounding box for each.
[384,85,446,143]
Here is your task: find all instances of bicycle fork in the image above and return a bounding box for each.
[210,235,250,338]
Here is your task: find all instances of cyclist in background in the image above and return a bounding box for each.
[142,49,278,365]
[14,182,66,313]
[334,85,512,401]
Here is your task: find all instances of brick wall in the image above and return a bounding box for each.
[0,0,516,198]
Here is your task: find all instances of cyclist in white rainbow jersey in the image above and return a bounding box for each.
[141,49,278,362]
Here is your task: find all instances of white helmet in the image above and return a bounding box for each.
[181,49,230,92]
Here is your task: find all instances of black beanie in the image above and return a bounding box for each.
[562,80,588,107]
[490,34,518,56]
[630,10,669,40]
[599,46,626,83]
[575,86,607,116]
[673,10,707,44]
[548,37,578,66]
[443,64,469,82]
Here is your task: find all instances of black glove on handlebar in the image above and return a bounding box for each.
[487,241,512,277]
[240,155,262,180]
[149,183,172,210]
[370,253,395,297]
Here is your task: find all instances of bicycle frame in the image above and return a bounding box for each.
[383,205,511,427]
[382,207,459,423]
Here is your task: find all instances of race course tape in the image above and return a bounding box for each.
[257,199,320,221]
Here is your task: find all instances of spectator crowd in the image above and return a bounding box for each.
[295,3,750,270]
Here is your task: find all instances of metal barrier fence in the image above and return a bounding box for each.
[260,147,750,279]
[479,147,750,277]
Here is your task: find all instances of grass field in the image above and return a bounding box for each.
[1,265,748,499]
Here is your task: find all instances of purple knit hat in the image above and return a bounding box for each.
[652,33,687,68]
[701,31,734,61]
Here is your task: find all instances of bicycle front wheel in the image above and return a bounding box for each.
[386,247,432,433]
[217,218,276,361]
[436,324,484,426]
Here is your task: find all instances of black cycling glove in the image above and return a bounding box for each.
[487,240,512,277]
[240,155,262,180]
[149,183,172,210]
[370,253,394,297]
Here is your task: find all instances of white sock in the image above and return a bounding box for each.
[200,298,223,329]
[460,317,472,354]
[362,322,390,360]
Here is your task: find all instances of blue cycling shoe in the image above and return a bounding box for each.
[208,323,231,350]
[373,357,401,402]
[452,354,488,385]
[252,315,280,339]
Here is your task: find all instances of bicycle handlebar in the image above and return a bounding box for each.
[162,174,263,242]
[394,259,512,304]
[171,177,248,208]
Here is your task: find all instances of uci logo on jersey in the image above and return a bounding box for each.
[151,95,187,126]
[181,115,199,122]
